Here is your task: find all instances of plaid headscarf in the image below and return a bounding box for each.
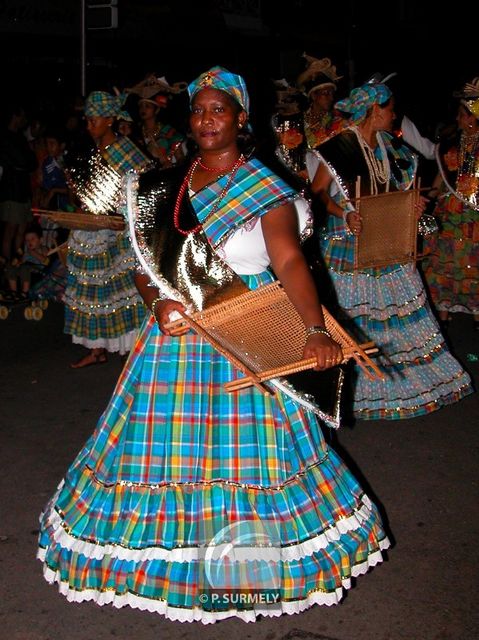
[187,66,250,114]
[84,91,130,120]
[335,83,391,123]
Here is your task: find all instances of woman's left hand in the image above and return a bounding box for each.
[415,195,429,218]
[303,334,343,371]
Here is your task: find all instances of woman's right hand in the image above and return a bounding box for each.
[303,333,343,371]
[346,210,362,235]
[153,299,188,335]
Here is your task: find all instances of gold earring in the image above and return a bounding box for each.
[238,123,243,129]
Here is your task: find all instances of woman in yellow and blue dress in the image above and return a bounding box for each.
[38,67,390,623]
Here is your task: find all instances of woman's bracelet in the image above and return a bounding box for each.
[150,296,162,317]
[305,325,332,339]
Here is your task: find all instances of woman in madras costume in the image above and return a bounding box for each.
[306,82,472,420]
[131,74,187,168]
[64,91,150,368]
[423,78,479,330]
[271,56,345,187]
[38,67,390,623]
[297,54,345,151]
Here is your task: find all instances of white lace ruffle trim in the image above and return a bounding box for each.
[71,328,138,354]
[38,542,388,624]
[39,492,386,563]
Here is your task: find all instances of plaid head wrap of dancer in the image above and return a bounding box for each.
[187,66,250,115]
[335,83,392,123]
[84,91,131,121]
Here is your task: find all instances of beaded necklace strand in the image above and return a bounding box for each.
[173,154,245,236]
[351,126,390,195]
[196,155,242,172]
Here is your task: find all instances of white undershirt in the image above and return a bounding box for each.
[218,196,312,274]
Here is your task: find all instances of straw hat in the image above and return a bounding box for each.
[128,74,187,107]
[453,77,479,99]
[297,53,342,97]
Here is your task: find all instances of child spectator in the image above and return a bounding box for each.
[116,116,134,138]
[114,114,144,150]
[38,128,70,249]
[3,224,49,299]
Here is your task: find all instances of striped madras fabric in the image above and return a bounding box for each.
[39,272,389,619]
[194,158,296,247]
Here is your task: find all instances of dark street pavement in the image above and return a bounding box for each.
[1,301,478,640]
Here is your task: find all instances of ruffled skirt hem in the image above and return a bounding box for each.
[37,539,390,624]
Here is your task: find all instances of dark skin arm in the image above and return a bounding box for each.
[261,203,342,370]
[311,163,362,235]
[311,159,427,229]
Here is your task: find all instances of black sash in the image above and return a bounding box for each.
[134,165,248,312]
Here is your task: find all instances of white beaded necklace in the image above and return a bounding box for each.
[351,126,390,195]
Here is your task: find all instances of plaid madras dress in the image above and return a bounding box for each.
[314,130,473,420]
[423,140,479,316]
[38,158,390,622]
[64,136,150,354]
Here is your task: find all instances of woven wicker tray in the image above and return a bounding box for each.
[353,188,419,269]
[33,208,125,231]
[166,281,382,394]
